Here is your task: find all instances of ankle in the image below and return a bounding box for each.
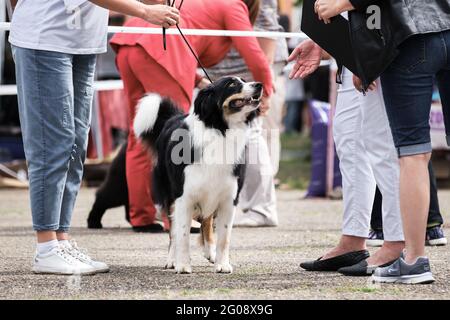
[339,235,366,251]
[404,250,426,264]
[381,241,405,254]
[36,239,59,255]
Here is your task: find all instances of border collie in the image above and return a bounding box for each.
[134,77,263,274]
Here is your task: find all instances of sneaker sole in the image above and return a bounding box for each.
[95,267,110,274]
[366,239,384,247]
[426,238,448,246]
[32,267,97,276]
[371,272,435,285]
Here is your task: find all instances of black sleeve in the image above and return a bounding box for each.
[349,0,381,12]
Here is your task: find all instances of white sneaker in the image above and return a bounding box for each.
[33,246,96,275]
[233,211,278,228]
[62,240,110,273]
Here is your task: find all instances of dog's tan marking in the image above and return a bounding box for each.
[199,215,214,247]
[222,93,247,115]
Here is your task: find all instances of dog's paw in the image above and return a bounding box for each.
[204,248,216,264]
[215,263,233,274]
[165,260,175,270]
[175,264,192,274]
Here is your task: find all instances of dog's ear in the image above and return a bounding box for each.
[193,85,228,134]
[194,86,216,117]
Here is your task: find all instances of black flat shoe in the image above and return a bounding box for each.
[338,259,398,277]
[133,223,165,233]
[300,250,369,272]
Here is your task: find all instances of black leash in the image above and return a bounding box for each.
[162,0,213,83]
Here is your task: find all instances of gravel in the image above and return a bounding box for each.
[0,188,449,300]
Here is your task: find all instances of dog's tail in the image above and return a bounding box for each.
[133,94,183,146]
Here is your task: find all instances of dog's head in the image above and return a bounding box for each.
[193,77,263,133]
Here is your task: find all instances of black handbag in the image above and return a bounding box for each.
[348,1,398,90]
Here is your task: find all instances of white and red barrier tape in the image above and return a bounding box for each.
[0,22,307,96]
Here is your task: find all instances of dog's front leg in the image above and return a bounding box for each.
[214,203,235,274]
[174,198,193,274]
[165,222,176,269]
[201,215,216,264]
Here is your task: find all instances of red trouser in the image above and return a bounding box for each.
[116,45,191,227]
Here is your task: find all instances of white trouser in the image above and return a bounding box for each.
[262,65,286,176]
[239,118,278,223]
[334,68,404,241]
[238,67,285,222]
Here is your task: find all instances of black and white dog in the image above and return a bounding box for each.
[134,77,263,274]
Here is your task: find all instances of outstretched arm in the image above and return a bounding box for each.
[287,40,327,79]
[89,0,179,28]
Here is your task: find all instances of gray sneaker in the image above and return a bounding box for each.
[371,256,435,284]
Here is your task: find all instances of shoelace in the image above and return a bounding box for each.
[68,240,92,262]
[56,247,78,265]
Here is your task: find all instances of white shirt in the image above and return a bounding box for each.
[9,0,109,55]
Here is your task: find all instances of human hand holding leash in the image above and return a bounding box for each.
[143,4,179,28]
[288,39,323,79]
[197,78,212,90]
[89,0,179,28]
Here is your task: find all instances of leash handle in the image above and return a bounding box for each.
[162,0,175,50]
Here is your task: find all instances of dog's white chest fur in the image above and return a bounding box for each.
[182,114,248,217]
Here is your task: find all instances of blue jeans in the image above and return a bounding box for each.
[12,46,96,232]
[381,30,450,157]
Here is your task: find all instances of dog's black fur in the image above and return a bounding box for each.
[88,78,259,242]
[87,143,129,229]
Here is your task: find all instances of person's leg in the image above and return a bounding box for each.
[13,47,75,239]
[55,53,108,272]
[366,187,385,247]
[380,33,443,266]
[116,47,156,228]
[127,47,191,229]
[325,69,375,259]
[427,162,444,227]
[284,100,301,133]
[57,54,97,237]
[234,119,278,227]
[425,160,447,245]
[435,34,450,224]
[13,46,95,275]
[262,71,285,176]
[359,79,405,266]
[370,187,383,231]
[117,46,191,229]
[438,32,450,148]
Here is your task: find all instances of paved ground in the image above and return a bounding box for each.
[0,188,449,300]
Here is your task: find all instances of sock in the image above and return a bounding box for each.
[36,239,59,255]
[58,240,71,248]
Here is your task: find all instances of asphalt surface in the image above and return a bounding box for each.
[0,188,449,300]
